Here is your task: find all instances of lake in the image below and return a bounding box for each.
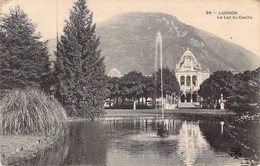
[17,114,258,166]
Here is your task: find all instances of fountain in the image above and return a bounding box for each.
[220,121,224,134]
[155,31,169,137]
[155,31,164,119]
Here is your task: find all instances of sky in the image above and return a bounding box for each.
[0,0,260,56]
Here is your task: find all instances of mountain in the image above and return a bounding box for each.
[47,12,260,75]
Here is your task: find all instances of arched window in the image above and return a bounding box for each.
[180,76,185,86]
[186,76,191,86]
[192,76,197,86]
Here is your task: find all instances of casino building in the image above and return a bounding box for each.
[175,48,210,107]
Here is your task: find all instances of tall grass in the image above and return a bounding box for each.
[0,88,67,135]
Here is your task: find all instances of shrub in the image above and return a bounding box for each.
[0,88,67,135]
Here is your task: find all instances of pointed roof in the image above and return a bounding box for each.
[175,48,202,71]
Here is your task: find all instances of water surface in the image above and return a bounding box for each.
[18,115,257,166]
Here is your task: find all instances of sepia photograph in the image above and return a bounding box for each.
[0,0,259,165]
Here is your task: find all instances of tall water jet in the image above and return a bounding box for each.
[220,121,224,134]
[155,31,164,120]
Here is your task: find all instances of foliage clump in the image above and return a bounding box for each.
[106,68,180,108]
[0,88,67,135]
[199,68,260,115]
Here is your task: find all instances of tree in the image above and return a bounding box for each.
[233,68,260,104]
[198,71,236,105]
[155,68,180,97]
[106,76,121,106]
[142,75,156,106]
[119,71,145,105]
[0,6,52,92]
[226,68,260,115]
[106,69,180,108]
[54,0,106,119]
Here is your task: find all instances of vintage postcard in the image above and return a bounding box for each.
[0,0,259,165]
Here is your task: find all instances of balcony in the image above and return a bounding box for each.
[180,85,199,91]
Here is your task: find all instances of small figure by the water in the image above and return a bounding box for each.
[157,124,169,137]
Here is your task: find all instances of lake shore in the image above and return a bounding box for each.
[0,135,58,165]
[102,108,235,118]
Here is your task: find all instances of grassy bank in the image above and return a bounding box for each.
[0,88,68,165]
[0,135,58,165]
[102,108,235,117]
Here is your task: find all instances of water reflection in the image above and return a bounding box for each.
[62,122,109,165]
[177,121,211,166]
[18,122,110,166]
[17,136,69,166]
[108,119,214,165]
[17,116,257,166]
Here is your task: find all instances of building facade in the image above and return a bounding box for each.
[175,49,210,104]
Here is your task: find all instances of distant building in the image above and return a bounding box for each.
[175,48,210,105]
[108,68,122,78]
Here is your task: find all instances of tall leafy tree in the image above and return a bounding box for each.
[198,71,236,102]
[118,71,145,105]
[233,68,260,104]
[106,76,121,106]
[142,75,156,106]
[54,0,106,119]
[0,6,51,92]
[155,68,180,97]
[122,71,145,99]
[226,68,260,115]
